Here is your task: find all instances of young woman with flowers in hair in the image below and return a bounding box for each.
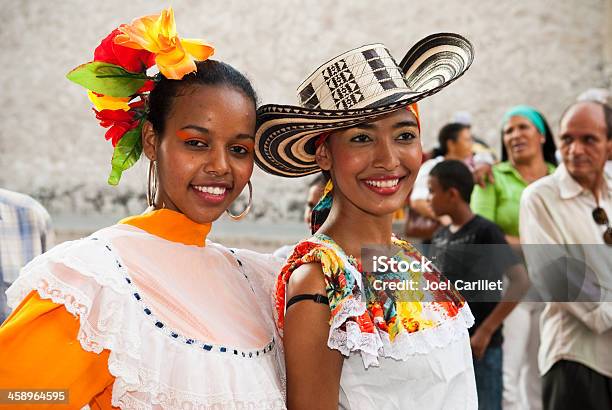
[0,8,285,409]
[255,35,478,409]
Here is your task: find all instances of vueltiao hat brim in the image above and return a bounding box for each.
[255,33,474,177]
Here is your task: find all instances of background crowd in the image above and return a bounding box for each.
[404,89,611,410]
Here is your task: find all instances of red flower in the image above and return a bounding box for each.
[94,100,144,146]
[295,241,317,255]
[94,29,156,73]
[137,80,155,93]
[356,314,375,333]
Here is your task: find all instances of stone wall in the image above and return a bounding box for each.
[606,0,612,81]
[1,0,610,224]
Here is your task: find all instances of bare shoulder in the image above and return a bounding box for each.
[287,262,327,299]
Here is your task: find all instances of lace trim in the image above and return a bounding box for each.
[327,295,474,368]
[116,396,285,410]
[328,320,383,368]
[7,236,286,409]
[312,243,386,367]
[378,304,474,359]
[113,366,286,409]
[7,240,129,309]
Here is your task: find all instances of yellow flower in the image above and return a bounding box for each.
[114,7,214,80]
[396,301,434,334]
[87,90,131,111]
[397,301,423,318]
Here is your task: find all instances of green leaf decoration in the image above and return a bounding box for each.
[67,62,148,97]
[107,123,143,186]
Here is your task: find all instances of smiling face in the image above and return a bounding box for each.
[315,108,422,217]
[142,84,256,224]
[559,102,611,186]
[502,115,545,164]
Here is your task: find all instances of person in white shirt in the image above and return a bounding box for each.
[408,123,493,240]
[519,99,612,410]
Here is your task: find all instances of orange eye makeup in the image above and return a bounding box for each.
[176,129,200,141]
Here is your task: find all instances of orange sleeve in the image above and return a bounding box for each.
[0,291,116,409]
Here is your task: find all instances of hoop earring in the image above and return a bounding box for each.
[226,180,252,221]
[147,160,158,207]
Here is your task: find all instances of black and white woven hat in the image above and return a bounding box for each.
[255,33,474,177]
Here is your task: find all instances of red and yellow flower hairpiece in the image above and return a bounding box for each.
[67,7,214,185]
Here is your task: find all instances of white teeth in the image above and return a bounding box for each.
[193,185,227,195]
[365,179,399,188]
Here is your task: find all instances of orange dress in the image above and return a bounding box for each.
[0,209,285,409]
[0,292,115,409]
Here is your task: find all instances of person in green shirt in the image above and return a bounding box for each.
[470,105,557,410]
[471,106,557,244]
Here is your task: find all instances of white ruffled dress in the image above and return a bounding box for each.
[275,234,478,410]
[4,210,286,409]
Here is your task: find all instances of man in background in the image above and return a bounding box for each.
[520,99,612,409]
[577,88,612,178]
[0,188,54,323]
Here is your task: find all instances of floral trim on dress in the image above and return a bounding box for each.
[275,234,474,368]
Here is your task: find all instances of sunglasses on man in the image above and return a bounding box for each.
[592,206,612,245]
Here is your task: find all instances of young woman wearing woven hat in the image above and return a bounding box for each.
[0,8,285,409]
[255,34,478,409]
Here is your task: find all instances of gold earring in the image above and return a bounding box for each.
[147,160,157,207]
[226,181,252,220]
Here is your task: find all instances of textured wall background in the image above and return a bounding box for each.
[1,0,610,225]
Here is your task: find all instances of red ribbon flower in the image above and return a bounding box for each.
[94,29,156,73]
[94,100,144,146]
[67,7,214,185]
